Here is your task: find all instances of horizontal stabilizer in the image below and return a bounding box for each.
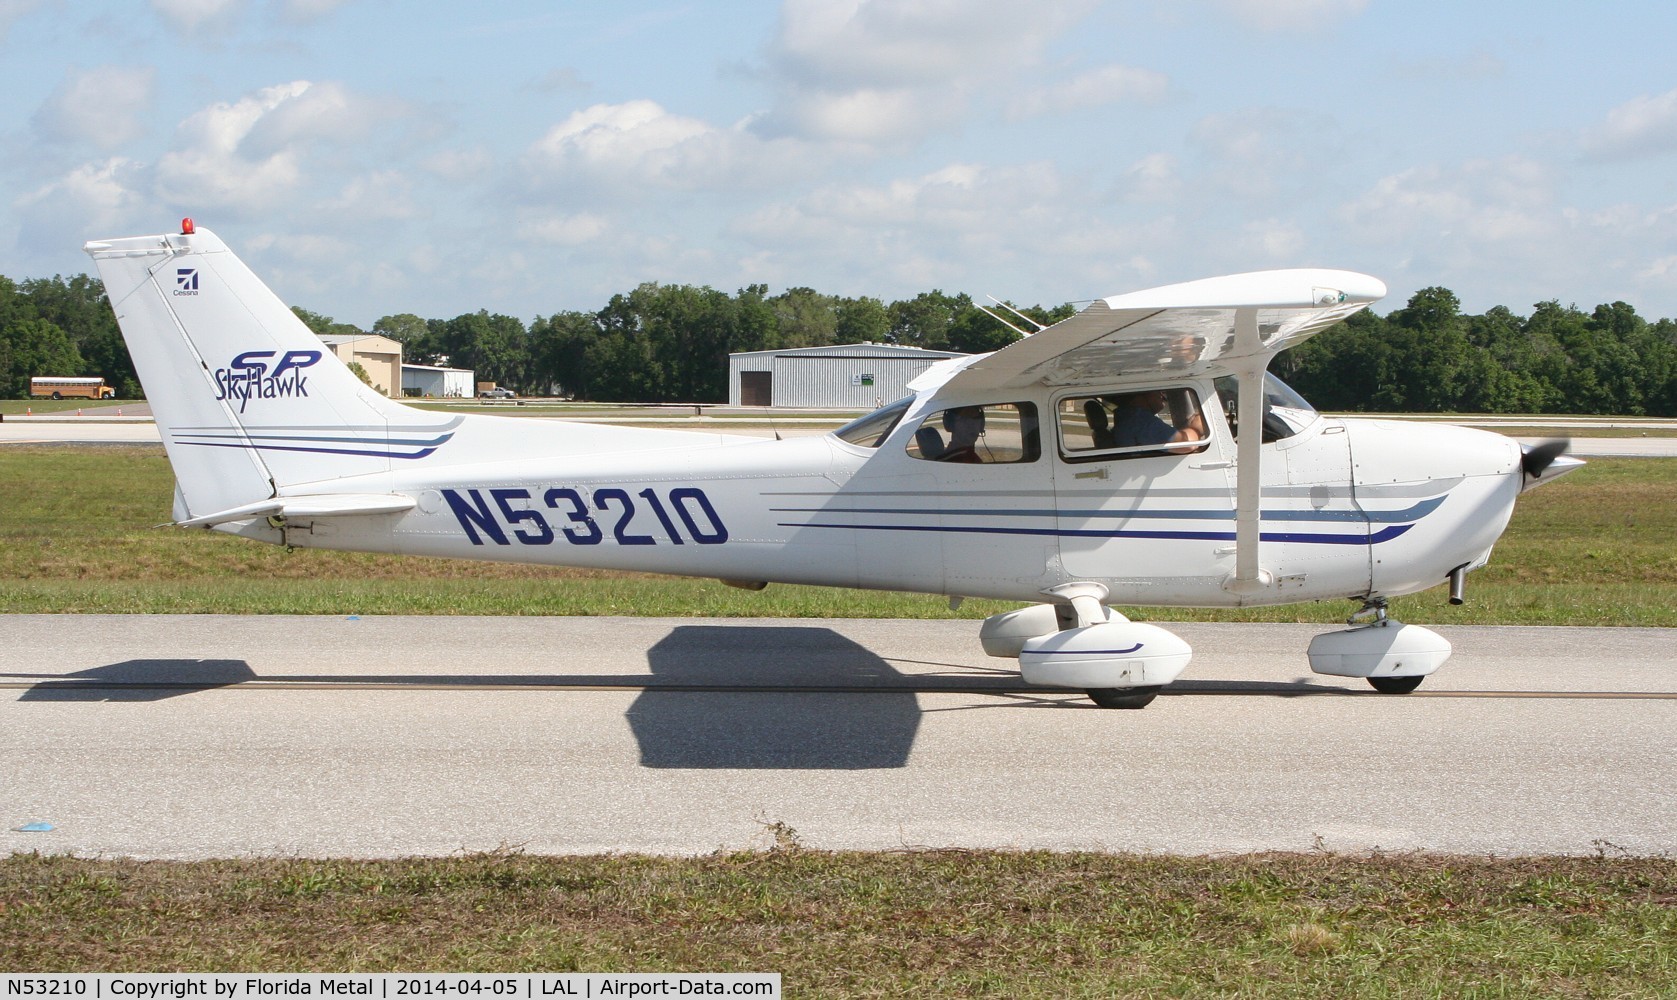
[177,493,417,528]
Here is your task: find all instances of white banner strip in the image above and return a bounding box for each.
[1,976,780,1000]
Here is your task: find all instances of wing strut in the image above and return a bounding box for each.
[1226,307,1273,595]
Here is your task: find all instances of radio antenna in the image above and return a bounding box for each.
[975,304,1029,337]
[985,295,1048,334]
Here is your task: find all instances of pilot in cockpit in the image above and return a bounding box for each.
[1107,389,1204,450]
[938,406,986,463]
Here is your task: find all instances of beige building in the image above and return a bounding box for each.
[318,333,402,396]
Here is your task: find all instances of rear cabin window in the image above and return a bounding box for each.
[905,402,1040,464]
[1058,387,1209,461]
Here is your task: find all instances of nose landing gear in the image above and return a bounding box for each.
[1307,597,1451,694]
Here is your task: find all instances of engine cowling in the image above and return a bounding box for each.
[1018,621,1192,690]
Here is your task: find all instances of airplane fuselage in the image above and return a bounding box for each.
[248,377,1524,608]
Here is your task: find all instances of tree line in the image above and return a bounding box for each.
[1,273,138,399]
[5,271,1677,415]
[1278,287,1677,416]
[349,285,1071,402]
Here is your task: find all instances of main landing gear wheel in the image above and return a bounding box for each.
[1086,686,1162,709]
[1367,675,1424,694]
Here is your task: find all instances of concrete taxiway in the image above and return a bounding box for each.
[3,615,1673,859]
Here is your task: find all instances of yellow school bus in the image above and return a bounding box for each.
[29,376,115,400]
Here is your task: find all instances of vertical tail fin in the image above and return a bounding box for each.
[84,225,442,522]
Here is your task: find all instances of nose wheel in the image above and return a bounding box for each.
[1367,675,1424,694]
[1086,686,1162,709]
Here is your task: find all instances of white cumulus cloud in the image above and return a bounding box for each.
[321,170,415,222]
[1583,87,1677,160]
[239,80,397,157]
[771,0,1092,88]
[523,99,802,194]
[15,157,148,241]
[1008,65,1170,121]
[524,99,718,189]
[1187,108,1335,204]
[279,0,355,23]
[0,0,45,41]
[151,0,243,34]
[758,0,1098,143]
[728,159,1168,298]
[154,81,310,209]
[772,86,957,145]
[1122,153,1180,204]
[1331,156,1613,310]
[1235,218,1306,261]
[1342,157,1553,245]
[421,147,494,182]
[154,80,395,213]
[1638,255,1677,281]
[517,211,608,246]
[1212,0,1369,31]
[32,65,156,150]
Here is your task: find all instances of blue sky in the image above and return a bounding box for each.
[4,0,1677,328]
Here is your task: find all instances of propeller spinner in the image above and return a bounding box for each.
[1520,438,1570,479]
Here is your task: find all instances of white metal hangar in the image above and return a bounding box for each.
[727,343,968,408]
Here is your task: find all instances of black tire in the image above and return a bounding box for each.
[50,391,62,400]
[1368,675,1424,694]
[1087,686,1162,709]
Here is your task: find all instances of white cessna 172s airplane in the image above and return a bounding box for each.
[86,221,1581,708]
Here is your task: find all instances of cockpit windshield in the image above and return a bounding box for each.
[1213,373,1320,443]
[832,395,912,448]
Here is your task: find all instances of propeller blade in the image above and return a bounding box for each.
[1521,438,1570,479]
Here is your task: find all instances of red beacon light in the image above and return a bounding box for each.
[181,218,195,235]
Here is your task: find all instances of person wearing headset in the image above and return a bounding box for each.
[938,405,986,463]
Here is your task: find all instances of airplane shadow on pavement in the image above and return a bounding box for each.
[6,628,929,768]
[627,625,920,769]
[14,659,257,702]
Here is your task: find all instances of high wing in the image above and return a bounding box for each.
[915,268,1386,394]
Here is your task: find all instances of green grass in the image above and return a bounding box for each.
[3,446,1675,623]
[1,398,137,414]
[1467,425,1677,438]
[4,851,1674,995]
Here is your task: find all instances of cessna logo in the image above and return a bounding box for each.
[174,268,199,296]
[213,350,321,412]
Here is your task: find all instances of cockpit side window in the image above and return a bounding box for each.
[906,402,1040,464]
[1058,387,1209,462]
[1212,374,1320,443]
[832,396,912,448]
